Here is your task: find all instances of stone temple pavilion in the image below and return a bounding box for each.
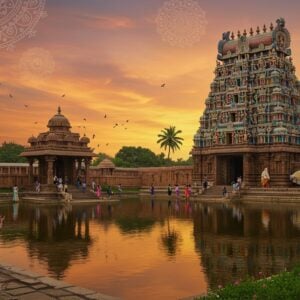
[192,18,300,187]
[21,107,95,187]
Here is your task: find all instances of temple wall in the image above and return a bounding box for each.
[0,164,39,188]
[193,151,300,187]
[0,163,193,188]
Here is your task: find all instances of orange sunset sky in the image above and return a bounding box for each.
[1,0,300,159]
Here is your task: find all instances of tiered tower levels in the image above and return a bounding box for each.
[192,18,300,187]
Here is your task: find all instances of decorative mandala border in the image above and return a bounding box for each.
[0,0,47,50]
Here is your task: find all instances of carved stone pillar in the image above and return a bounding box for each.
[85,158,91,184]
[72,159,78,184]
[46,156,55,185]
[28,158,34,186]
[243,153,251,187]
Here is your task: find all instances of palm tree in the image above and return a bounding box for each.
[157,126,184,159]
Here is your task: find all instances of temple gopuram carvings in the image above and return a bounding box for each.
[192,18,300,187]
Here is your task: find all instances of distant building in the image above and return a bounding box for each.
[192,18,300,187]
[20,107,95,187]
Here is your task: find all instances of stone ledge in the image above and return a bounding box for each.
[0,263,120,299]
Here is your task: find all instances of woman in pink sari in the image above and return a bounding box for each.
[96,185,102,198]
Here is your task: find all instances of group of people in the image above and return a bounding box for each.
[91,180,123,199]
[150,184,193,200]
[54,175,69,193]
[76,176,87,192]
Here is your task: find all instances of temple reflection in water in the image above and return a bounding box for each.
[1,200,300,293]
[193,204,300,289]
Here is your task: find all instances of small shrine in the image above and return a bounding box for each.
[192,18,300,186]
[21,107,96,187]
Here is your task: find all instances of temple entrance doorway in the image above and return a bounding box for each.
[217,155,243,185]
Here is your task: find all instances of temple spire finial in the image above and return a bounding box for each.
[58,106,61,115]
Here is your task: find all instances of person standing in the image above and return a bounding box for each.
[91,180,96,191]
[184,185,189,201]
[107,186,112,198]
[222,186,227,197]
[175,184,180,198]
[203,179,208,190]
[82,181,87,193]
[150,185,155,197]
[64,183,68,193]
[96,185,102,199]
[261,168,270,188]
[167,184,172,197]
[35,180,41,193]
[12,185,19,202]
[117,184,123,195]
[237,176,242,189]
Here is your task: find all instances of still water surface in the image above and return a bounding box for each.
[1,198,300,299]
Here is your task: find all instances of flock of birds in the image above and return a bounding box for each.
[2,81,167,149]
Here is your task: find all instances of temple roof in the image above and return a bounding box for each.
[21,107,96,158]
[47,106,71,130]
[217,18,291,60]
[98,158,115,169]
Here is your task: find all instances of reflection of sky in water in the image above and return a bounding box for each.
[0,200,300,299]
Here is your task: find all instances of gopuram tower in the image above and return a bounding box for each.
[192,18,300,187]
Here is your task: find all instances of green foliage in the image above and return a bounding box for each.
[199,266,300,300]
[92,152,113,166]
[157,126,184,159]
[115,146,163,168]
[92,147,192,168]
[0,142,26,163]
[115,216,155,234]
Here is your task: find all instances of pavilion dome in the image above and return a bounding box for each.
[47,107,71,130]
[98,158,115,169]
[80,135,90,144]
[28,136,37,144]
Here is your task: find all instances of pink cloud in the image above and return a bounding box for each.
[77,14,136,30]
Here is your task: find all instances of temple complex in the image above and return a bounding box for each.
[193,18,300,187]
[20,107,95,188]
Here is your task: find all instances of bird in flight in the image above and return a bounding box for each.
[161,83,166,88]
[61,94,66,98]
[77,126,81,128]
[34,122,38,124]
[104,114,107,118]
[124,128,128,130]
[97,144,100,148]
[106,143,109,146]
[83,118,86,121]
[126,120,129,123]
[24,104,28,108]
[92,134,96,139]
[9,94,13,98]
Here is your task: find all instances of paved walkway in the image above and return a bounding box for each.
[0,264,119,300]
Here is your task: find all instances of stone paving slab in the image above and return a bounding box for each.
[18,292,54,300]
[66,286,95,296]
[0,264,121,300]
[7,287,36,296]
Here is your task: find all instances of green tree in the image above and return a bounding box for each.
[0,142,26,163]
[157,126,184,159]
[114,146,162,168]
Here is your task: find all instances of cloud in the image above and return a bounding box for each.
[76,14,136,30]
